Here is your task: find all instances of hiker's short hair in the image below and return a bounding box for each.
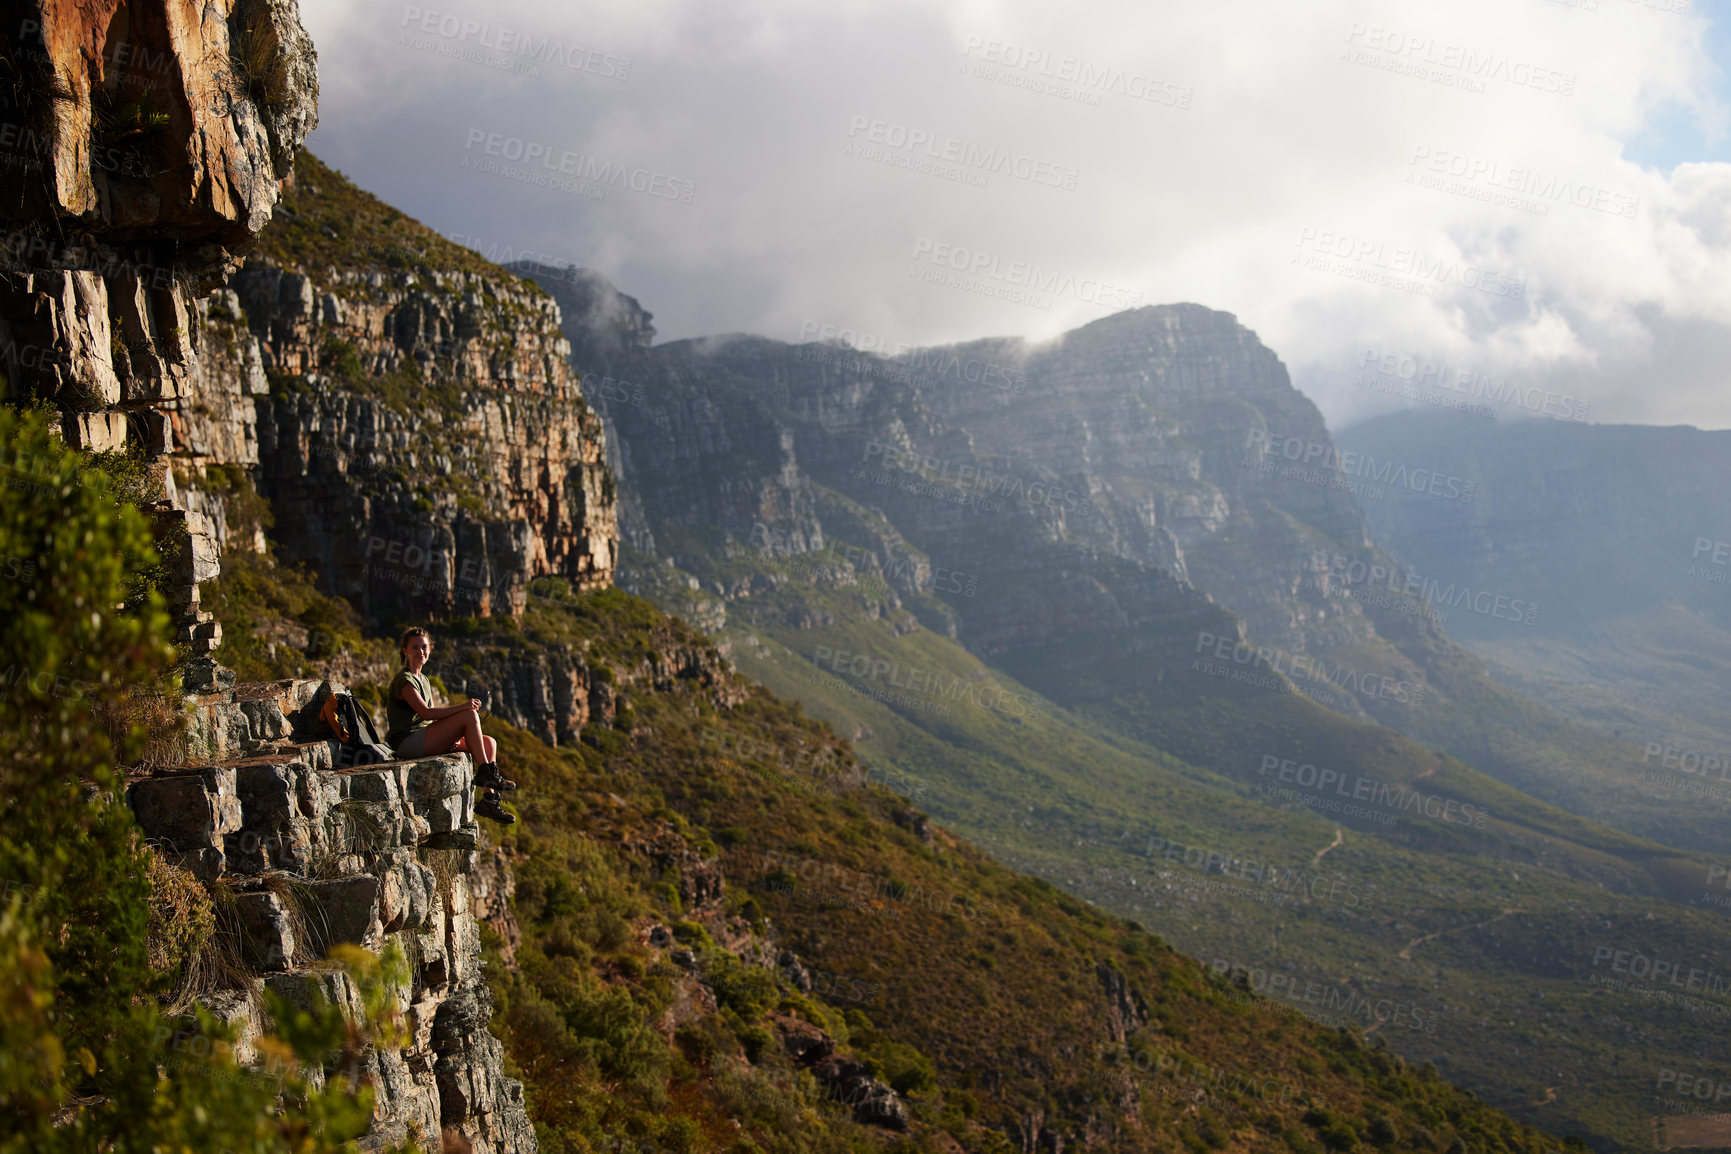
[399,626,431,653]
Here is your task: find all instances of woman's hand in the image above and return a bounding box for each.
[468,699,484,713]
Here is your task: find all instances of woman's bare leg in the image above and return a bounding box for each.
[451,733,497,762]
[415,711,483,756]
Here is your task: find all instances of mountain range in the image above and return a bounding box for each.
[8,22,1724,1138]
[502,257,1731,1151]
[1338,411,1731,781]
[21,1,1723,1149]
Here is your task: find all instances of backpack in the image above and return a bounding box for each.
[319,692,397,767]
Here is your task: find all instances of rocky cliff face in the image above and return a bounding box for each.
[517,276,1397,689]
[3,0,316,253]
[434,612,743,749]
[1338,412,1731,634]
[507,262,660,560]
[92,154,621,636]
[128,674,535,1153]
[114,163,616,1154]
[4,11,616,639]
[2,9,576,1150]
[519,266,822,560]
[0,0,318,653]
[222,198,618,625]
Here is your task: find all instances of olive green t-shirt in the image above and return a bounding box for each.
[386,670,436,746]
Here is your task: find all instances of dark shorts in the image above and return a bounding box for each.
[394,728,431,759]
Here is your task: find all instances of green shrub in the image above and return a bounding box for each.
[320,337,365,380]
[1304,1109,1360,1152]
[675,1019,727,1064]
[860,1039,937,1097]
[143,853,215,980]
[710,960,778,1019]
[0,404,407,1152]
[737,1024,776,1063]
[671,920,711,947]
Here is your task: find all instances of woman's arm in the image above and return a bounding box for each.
[399,684,476,721]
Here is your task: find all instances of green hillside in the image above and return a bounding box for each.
[477,587,1592,1154]
[211,543,1578,1153]
[619,521,1731,1152]
[256,152,516,288]
[219,154,1731,1152]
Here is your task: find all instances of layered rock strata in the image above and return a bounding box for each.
[431,615,743,749]
[127,675,534,1153]
[224,250,617,625]
[0,0,319,652]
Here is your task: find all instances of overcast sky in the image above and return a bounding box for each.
[300,0,1731,432]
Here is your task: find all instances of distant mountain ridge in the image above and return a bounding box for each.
[519,265,1722,852]
[499,263,1731,1148]
[1338,410,1731,766]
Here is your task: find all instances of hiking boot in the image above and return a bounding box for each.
[474,762,517,791]
[475,792,516,825]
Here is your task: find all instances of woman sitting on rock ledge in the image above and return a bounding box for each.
[387,626,517,825]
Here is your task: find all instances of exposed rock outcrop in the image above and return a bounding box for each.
[431,620,741,749]
[772,1012,910,1131]
[128,675,534,1153]
[227,247,618,624]
[4,0,316,253]
[1095,961,1150,1045]
[4,11,620,643]
[507,261,659,557]
[521,265,818,578]
[1,0,319,651]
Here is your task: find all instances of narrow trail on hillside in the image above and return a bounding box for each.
[1311,828,1344,868]
[1363,990,1387,1037]
[1399,907,1524,961]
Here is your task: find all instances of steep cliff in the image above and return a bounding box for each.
[1338,411,1731,773]
[198,155,618,628]
[111,157,624,1146]
[0,0,319,654]
[507,262,661,560]
[1,0,316,252]
[526,271,1722,853]
[0,7,597,1150]
[517,284,1370,682]
[128,675,536,1153]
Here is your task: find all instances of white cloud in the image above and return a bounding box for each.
[299,0,1731,430]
